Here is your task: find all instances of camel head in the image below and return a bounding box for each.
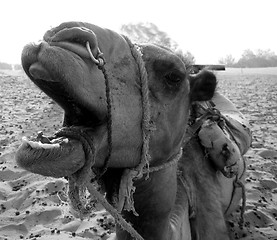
[16,21,216,209]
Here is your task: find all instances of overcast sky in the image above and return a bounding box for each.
[1,0,276,64]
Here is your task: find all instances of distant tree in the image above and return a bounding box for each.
[0,62,12,70]
[218,54,236,67]
[256,49,275,59]
[220,49,277,68]
[14,64,23,70]
[255,49,277,67]
[236,49,277,68]
[268,55,277,67]
[120,22,196,68]
[176,49,196,68]
[241,49,256,60]
[120,22,179,50]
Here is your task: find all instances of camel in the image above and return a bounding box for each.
[16,21,249,240]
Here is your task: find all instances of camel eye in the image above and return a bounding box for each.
[165,71,183,85]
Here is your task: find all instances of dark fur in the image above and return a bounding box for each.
[189,70,217,101]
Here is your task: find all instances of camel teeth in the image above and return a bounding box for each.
[22,137,60,149]
[51,137,69,144]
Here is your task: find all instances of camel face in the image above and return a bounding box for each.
[16,22,220,239]
[17,21,216,185]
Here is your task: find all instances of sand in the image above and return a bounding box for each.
[1,69,277,239]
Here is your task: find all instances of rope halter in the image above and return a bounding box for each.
[55,34,182,240]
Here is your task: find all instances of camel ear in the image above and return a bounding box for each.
[189,70,217,102]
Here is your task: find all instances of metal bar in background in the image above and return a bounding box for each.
[190,64,225,74]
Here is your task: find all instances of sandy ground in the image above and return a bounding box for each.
[0,69,277,239]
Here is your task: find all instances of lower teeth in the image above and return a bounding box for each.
[22,136,68,149]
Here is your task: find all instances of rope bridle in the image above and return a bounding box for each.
[53,36,182,240]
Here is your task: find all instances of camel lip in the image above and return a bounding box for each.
[16,133,87,178]
[48,41,91,59]
[22,43,66,89]
[23,42,73,78]
[17,130,122,208]
[29,62,57,82]
[22,41,107,126]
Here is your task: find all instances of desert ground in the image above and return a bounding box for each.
[0,68,277,240]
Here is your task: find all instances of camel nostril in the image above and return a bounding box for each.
[29,62,54,82]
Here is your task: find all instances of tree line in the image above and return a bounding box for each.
[219,49,277,68]
[0,62,22,70]
[1,23,275,69]
[121,23,277,68]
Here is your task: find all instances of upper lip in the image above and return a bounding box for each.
[22,41,56,82]
[22,40,89,82]
[21,41,106,128]
[28,61,55,82]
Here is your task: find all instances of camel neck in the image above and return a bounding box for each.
[116,164,178,240]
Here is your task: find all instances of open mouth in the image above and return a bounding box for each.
[16,25,125,210]
[17,128,123,207]
[16,126,94,177]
